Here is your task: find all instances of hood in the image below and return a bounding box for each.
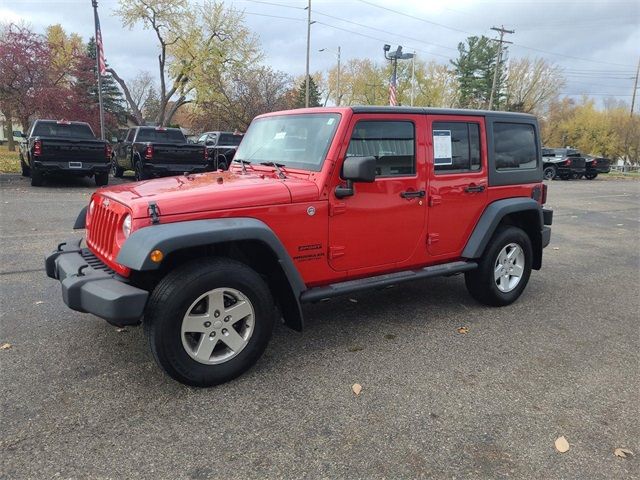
[100,170,319,219]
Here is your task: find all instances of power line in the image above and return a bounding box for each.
[243,11,304,21]
[489,26,514,110]
[240,0,305,10]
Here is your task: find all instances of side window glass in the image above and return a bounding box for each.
[346,121,415,177]
[197,134,207,144]
[125,129,135,142]
[494,123,537,170]
[433,122,481,174]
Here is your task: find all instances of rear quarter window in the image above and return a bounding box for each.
[494,123,537,170]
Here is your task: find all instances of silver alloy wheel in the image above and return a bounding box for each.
[494,242,525,293]
[543,166,555,180]
[181,287,255,365]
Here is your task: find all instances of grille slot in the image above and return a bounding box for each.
[87,197,123,263]
[80,248,116,275]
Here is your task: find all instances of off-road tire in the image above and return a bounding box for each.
[30,165,44,187]
[144,258,275,387]
[543,165,556,180]
[111,156,124,178]
[20,157,30,177]
[465,226,533,307]
[95,171,109,186]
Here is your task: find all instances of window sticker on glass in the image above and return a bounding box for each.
[327,118,335,125]
[274,131,286,140]
[433,130,452,165]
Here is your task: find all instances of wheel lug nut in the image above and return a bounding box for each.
[222,328,228,335]
[204,321,211,328]
[224,316,231,322]
[209,332,216,338]
[214,310,220,318]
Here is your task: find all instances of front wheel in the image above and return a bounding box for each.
[465,226,533,307]
[144,258,275,387]
[20,157,30,177]
[111,156,124,178]
[134,160,150,181]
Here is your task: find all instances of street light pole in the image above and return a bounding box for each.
[305,0,311,108]
[384,45,414,106]
[410,51,416,106]
[320,46,341,106]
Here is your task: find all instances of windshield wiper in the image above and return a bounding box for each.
[260,161,287,179]
[233,158,251,174]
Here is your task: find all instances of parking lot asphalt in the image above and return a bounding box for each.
[0,173,638,479]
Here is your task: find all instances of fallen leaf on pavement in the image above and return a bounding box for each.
[614,448,633,458]
[0,342,12,350]
[348,298,358,303]
[116,327,127,333]
[553,247,560,250]
[34,301,44,305]
[352,383,362,396]
[457,327,469,334]
[555,436,570,453]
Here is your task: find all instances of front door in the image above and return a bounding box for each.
[426,115,488,257]
[328,115,427,272]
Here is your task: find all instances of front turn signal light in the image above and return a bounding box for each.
[150,250,164,263]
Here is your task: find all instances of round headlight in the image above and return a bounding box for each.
[122,214,132,238]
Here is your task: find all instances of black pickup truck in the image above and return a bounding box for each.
[19,120,111,187]
[542,148,587,180]
[111,126,207,181]
[196,131,243,170]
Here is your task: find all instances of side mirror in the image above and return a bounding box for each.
[335,156,376,198]
[205,139,215,146]
[111,136,118,143]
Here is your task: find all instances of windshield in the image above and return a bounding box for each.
[234,113,341,171]
[33,122,95,139]
[136,128,186,143]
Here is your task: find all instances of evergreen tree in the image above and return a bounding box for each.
[86,37,126,121]
[451,36,503,109]
[294,75,321,108]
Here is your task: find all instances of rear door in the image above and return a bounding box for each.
[426,115,488,257]
[328,114,428,272]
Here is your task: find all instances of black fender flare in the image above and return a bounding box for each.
[74,206,88,229]
[462,198,543,267]
[116,218,306,330]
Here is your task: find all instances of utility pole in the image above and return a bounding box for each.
[488,25,514,111]
[410,51,416,106]
[336,46,341,106]
[91,0,105,139]
[305,0,312,108]
[630,57,639,117]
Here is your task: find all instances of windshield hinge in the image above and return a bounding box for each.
[148,202,160,224]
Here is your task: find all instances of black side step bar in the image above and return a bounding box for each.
[300,261,477,303]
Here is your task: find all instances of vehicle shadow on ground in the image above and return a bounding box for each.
[1,173,131,189]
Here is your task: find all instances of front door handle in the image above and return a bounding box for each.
[400,190,426,199]
[464,184,486,193]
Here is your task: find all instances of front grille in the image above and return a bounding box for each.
[86,197,123,264]
[80,248,116,275]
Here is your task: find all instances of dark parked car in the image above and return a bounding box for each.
[542,148,586,180]
[584,156,611,180]
[19,120,111,187]
[111,126,207,180]
[196,131,243,170]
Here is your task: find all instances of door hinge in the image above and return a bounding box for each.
[329,246,345,259]
[329,202,346,216]
[428,195,442,207]
[427,233,440,245]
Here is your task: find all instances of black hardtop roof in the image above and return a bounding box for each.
[349,105,537,120]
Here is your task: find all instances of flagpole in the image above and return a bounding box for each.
[92,0,105,140]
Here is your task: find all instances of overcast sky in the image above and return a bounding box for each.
[2,0,639,105]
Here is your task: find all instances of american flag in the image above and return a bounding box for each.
[95,12,106,75]
[389,70,397,106]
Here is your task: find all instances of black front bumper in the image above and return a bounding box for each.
[45,238,148,325]
[34,160,110,175]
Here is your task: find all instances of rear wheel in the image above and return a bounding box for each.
[144,258,275,387]
[585,172,598,180]
[20,157,30,177]
[111,156,124,178]
[95,171,109,186]
[543,165,556,180]
[465,226,533,307]
[134,160,150,181]
[30,165,44,186]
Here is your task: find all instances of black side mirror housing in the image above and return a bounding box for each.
[205,139,215,146]
[335,156,376,198]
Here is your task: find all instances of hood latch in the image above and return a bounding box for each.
[148,202,161,224]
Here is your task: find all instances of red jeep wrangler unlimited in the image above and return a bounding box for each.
[46,107,553,387]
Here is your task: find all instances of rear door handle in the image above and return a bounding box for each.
[400,190,426,199]
[464,184,485,193]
